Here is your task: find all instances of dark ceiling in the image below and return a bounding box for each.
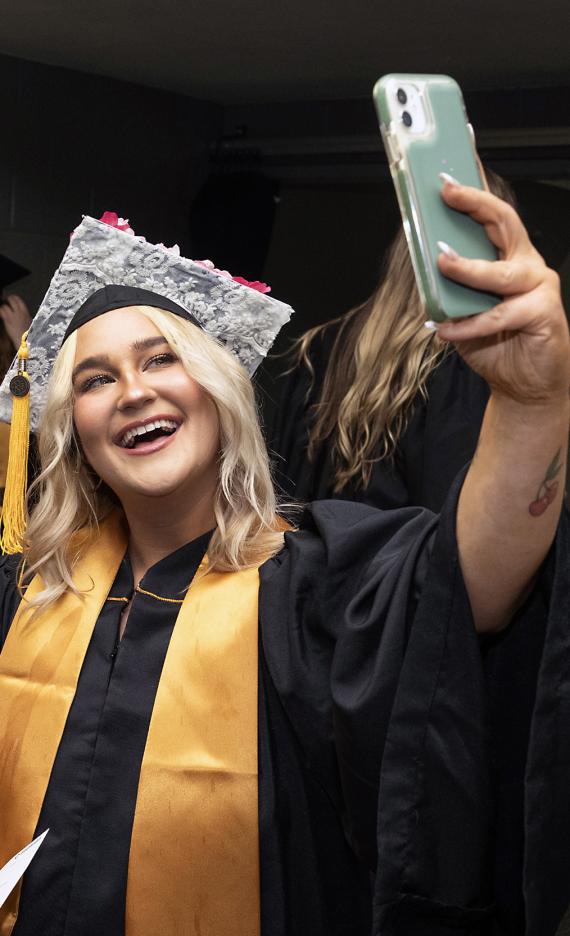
[0,0,568,104]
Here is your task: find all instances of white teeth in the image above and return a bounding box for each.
[119,419,178,447]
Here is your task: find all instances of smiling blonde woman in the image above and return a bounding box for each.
[24,304,284,612]
[0,190,569,936]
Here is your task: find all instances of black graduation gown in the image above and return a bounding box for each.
[483,506,570,936]
[1,482,568,936]
[269,324,489,511]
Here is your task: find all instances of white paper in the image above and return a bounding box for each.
[0,830,49,909]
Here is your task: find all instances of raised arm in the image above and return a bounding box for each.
[435,180,570,633]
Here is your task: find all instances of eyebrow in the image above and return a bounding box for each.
[72,336,170,381]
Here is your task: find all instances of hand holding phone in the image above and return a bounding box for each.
[373,73,498,321]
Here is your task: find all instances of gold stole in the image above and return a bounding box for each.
[0,515,260,936]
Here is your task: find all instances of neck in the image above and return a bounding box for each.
[121,486,216,585]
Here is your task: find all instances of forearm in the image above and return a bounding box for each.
[457,393,569,633]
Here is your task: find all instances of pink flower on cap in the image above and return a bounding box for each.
[232,276,271,294]
[194,260,271,294]
[99,212,135,235]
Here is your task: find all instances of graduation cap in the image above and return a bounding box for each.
[0,212,294,553]
[0,254,30,293]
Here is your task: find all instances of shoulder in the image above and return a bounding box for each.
[414,348,490,435]
[304,499,436,566]
[269,318,349,454]
[264,499,437,585]
[425,348,489,401]
[0,552,23,591]
[422,348,490,435]
[0,552,24,650]
[288,314,356,387]
[304,318,344,358]
[305,313,359,373]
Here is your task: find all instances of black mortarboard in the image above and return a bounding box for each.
[63,285,202,342]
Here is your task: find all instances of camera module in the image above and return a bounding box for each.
[402,111,413,128]
[397,88,407,104]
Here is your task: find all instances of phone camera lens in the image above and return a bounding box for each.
[402,111,413,127]
[397,88,407,104]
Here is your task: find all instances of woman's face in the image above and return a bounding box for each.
[72,307,220,508]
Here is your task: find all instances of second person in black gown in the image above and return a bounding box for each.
[271,171,515,512]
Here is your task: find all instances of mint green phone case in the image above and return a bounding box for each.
[373,74,498,321]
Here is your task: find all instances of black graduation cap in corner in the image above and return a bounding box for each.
[0,254,30,292]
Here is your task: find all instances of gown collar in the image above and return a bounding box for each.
[113,529,214,601]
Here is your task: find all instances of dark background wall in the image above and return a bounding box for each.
[0,53,568,428]
[207,91,570,416]
[218,89,570,328]
[0,54,223,311]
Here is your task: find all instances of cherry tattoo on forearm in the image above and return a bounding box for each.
[529,449,564,517]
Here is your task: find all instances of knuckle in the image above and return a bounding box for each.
[499,263,516,290]
[490,305,506,323]
[500,201,518,225]
[545,268,561,292]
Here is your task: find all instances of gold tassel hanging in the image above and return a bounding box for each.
[1,330,30,554]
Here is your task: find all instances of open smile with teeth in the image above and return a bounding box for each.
[119,419,179,449]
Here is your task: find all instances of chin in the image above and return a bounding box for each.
[106,475,180,503]
[106,461,218,505]
[135,480,183,499]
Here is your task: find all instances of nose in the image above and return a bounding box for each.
[116,371,157,411]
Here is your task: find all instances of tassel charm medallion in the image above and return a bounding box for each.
[9,374,30,398]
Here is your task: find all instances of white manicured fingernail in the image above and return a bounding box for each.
[439,172,460,187]
[424,320,439,330]
[437,240,460,260]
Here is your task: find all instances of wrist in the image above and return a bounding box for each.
[489,389,570,418]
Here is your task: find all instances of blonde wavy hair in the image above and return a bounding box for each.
[22,305,286,611]
[296,168,515,492]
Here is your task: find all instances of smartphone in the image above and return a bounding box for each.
[373,73,498,321]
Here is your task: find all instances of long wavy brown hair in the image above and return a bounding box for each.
[295,169,515,492]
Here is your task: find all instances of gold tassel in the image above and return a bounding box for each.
[1,331,30,555]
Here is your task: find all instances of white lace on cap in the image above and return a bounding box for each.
[0,217,294,431]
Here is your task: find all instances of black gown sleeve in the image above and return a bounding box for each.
[259,498,442,935]
[482,507,570,936]
[370,469,495,933]
[261,473,569,935]
[260,478,494,933]
[0,552,24,651]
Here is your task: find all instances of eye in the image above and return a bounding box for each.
[77,373,114,393]
[145,352,178,369]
